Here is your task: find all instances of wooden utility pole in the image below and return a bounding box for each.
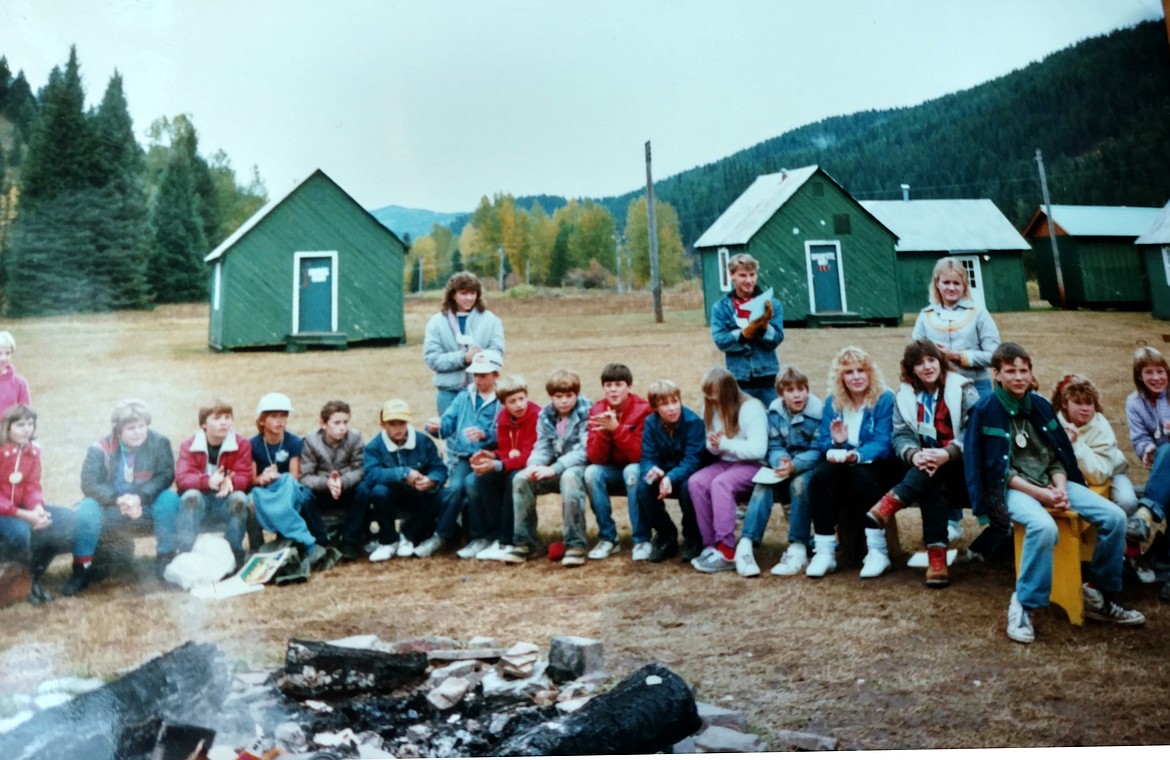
[1035,149,1065,307]
[645,141,663,322]
[417,256,424,293]
[497,244,506,292]
[613,230,624,294]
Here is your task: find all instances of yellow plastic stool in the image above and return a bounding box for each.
[1012,509,1097,626]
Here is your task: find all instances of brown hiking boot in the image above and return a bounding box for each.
[925,546,949,588]
[866,491,904,530]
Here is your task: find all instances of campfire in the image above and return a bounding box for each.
[0,633,770,758]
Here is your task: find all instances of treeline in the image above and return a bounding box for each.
[0,46,266,316]
[405,192,689,292]
[595,20,1170,246]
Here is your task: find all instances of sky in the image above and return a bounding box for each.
[1,0,1165,213]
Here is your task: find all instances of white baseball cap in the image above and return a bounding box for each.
[256,392,293,415]
[467,349,503,374]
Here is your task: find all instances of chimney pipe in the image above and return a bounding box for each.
[900,184,910,201]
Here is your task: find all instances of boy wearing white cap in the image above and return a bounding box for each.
[364,399,448,561]
[249,392,330,567]
[418,349,502,557]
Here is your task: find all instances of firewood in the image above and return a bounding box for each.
[278,638,429,699]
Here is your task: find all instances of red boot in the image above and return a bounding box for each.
[925,545,949,588]
[866,491,904,530]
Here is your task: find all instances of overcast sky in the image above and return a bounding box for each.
[2,0,1164,213]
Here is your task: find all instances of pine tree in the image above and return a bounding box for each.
[6,71,39,143]
[150,145,209,303]
[19,47,97,201]
[90,71,153,309]
[450,248,463,277]
[548,222,573,287]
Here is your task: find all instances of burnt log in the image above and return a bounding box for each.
[0,642,230,760]
[278,637,429,699]
[489,663,700,756]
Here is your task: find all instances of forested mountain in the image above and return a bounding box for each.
[592,20,1170,246]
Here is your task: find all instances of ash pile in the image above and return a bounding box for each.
[0,633,770,759]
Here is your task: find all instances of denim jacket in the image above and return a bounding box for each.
[362,426,448,488]
[766,393,823,473]
[528,395,592,474]
[710,289,784,383]
[815,391,895,464]
[437,385,500,462]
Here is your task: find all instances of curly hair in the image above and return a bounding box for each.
[1050,373,1103,415]
[442,271,485,314]
[828,345,886,412]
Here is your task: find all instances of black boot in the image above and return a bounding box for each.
[27,582,52,605]
[61,563,92,597]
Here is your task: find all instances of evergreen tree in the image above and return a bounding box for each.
[548,222,573,286]
[150,145,209,302]
[19,47,97,201]
[6,71,38,142]
[89,71,153,309]
[0,56,10,113]
[450,248,463,277]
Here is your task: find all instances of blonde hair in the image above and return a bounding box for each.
[701,366,744,438]
[1133,346,1170,399]
[646,379,681,409]
[726,253,758,275]
[111,399,152,437]
[928,257,971,305]
[828,345,886,412]
[495,375,528,403]
[0,331,14,350]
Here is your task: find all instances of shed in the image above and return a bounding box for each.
[205,169,407,351]
[1135,201,1170,320]
[693,165,901,326]
[1021,204,1162,309]
[860,199,1031,313]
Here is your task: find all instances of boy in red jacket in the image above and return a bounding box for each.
[584,363,652,560]
[175,400,253,566]
[469,375,541,561]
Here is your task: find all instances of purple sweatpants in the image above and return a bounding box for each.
[688,460,758,548]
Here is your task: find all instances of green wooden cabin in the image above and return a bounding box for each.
[861,199,1031,314]
[205,169,407,351]
[1135,201,1170,320]
[693,165,901,326]
[1022,204,1162,309]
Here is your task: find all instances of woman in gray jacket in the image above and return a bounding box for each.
[423,272,506,415]
[911,257,1000,398]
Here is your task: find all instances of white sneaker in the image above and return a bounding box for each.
[476,541,513,561]
[859,552,891,578]
[1007,592,1035,643]
[457,538,491,559]
[734,538,760,577]
[413,535,444,558]
[693,549,735,573]
[587,540,619,560]
[771,544,808,576]
[690,546,718,569]
[947,520,964,543]
[631,542,652,561]
[806,535,838,578]
[369,543,397,562]
[396,538,415,557]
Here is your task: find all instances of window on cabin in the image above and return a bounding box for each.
[962,258,979,289]
[833,214,852,235]
[1162,246,1170,286]
[717,247,732,291]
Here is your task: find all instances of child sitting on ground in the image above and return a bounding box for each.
[364,400,448,561]
[299,400,366,559]
[584,363,652,561]
[506,369,591,566]
[0,331,30,415]
[739,367,824,577]
[637,379,707,563]
[249,392,331,568]
[419,350,503,558]
[966,343,1144,644]
[0,405,75,605]
[469,375,541,561]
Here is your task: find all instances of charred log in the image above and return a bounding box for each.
[489,663,700,756]
[0,642,229,760]
[278,638,429,699]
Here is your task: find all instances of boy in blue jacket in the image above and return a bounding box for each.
[737,368,824,577]
[709,253,785,407]
[419,350,502,557]
[965,343,1143,643]
[364,399,448,562]
[637,380,707,563]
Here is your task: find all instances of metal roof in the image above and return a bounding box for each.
[693,165,820,248]
[859,199,1029,252]
[1135,201,1170,245]
[1027,204,1163,238]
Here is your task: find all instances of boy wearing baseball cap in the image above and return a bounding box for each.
[364,399,448,561]
[418,349,503,558]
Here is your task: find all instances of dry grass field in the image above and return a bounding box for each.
[2,288,1170,751]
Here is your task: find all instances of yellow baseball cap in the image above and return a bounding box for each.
[380,399,412,422]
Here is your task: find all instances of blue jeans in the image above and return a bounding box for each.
[73,491,181,557]
[1007,482,1125,610]
[436,388,462,417]
[251,475,319,550]
[512,466,586,549]
[1139,444,1170,521]
[584,462,644,544]
[178,489,249,558]
[437,458,482,541]
[635,474,698,544]
[742,470,812,546]
[0,506,75,574]
[739,384,778,408]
